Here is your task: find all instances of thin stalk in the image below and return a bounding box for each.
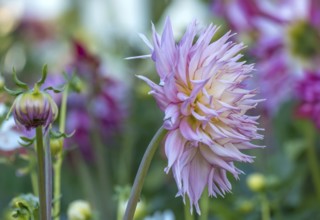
[123,127,167,220]
[36,126,50,220]
[53,84,69,220]
[92,129,112,218]
[260,193,270,220]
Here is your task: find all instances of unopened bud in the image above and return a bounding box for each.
[247,173,266,192]
[67,200,92,220]
[50,137,63,156]
[12,89,58,130]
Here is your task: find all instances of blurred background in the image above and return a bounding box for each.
[0,0,320,219]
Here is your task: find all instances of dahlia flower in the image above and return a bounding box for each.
[212,0,320,114]
[136,18,263,214]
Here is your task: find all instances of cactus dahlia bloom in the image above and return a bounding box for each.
[136,19,263,214]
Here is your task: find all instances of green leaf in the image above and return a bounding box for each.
[12,68,29,90]
[44,85,65,93]
[4,86,24,96]
[36,64,48,86]
[50,129,75,139]
[19,136,35,147]
[8,194,39,220]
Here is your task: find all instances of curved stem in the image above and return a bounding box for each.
[36,126,50,220]
[123,126,167,220]
[53,85,69,220]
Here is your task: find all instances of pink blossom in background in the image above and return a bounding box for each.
[212,0,320,114]
[64,41,128,160]
[296,72,320,128]
[136,18,264,214]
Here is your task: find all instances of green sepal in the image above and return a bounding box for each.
[12,68,29,90]
[50,129,75,139]
[19,136,36,147]
[44,85,66,93]
[4,86,24,96]
[36,64,48,87]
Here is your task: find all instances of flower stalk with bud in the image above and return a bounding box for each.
[6,65,59,220]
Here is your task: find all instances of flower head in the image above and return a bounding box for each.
[12,89,58,130]
[137,18,263,214]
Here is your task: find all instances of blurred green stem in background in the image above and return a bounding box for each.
[123,126,167,220]
[53,84,69,220]
[199,188,209,220]
[304,122,320,201]
[92,122,112,218]
[260,193,270,220]
[31,161,39,197]
[184,196,194,220]
[36,126,51,220]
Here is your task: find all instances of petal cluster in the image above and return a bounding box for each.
[138,19,263,214]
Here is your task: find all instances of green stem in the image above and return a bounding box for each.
[30,170,38,197]
[260,193,270,220]
[92,131,111,218]
[59,85,68,133]
[184,196,194,220]
[123,126,167,220]
[53,155,62,219]
[306,128,320,200]
[36,126,50,220]
[53,85,69,220]
[199,188,209,220]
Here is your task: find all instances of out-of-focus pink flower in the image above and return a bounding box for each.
[212,0,320,114]
[136,18,263,214]
[64,41,128,160]
[296,72,320,128]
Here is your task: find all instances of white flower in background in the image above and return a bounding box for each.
[67,200,92,220]
[144,210,175,220]
[0,104,21,153]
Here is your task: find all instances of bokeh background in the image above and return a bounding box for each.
[1,0,320,219]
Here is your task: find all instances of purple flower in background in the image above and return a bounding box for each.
[212,0,320,114]
[137,18,263,214]
[64,41,127,159]
[296,72,320,128]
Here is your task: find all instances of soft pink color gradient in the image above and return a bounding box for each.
[136,19,264,214]
[296,72,320,128]
[212,0,320,114]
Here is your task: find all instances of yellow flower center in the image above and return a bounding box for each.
[287,20,320,60]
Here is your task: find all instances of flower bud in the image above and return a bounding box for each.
[246,173,266,192]
[50,137,63,156]
[67,200,92,220]
[12,90,58,130]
